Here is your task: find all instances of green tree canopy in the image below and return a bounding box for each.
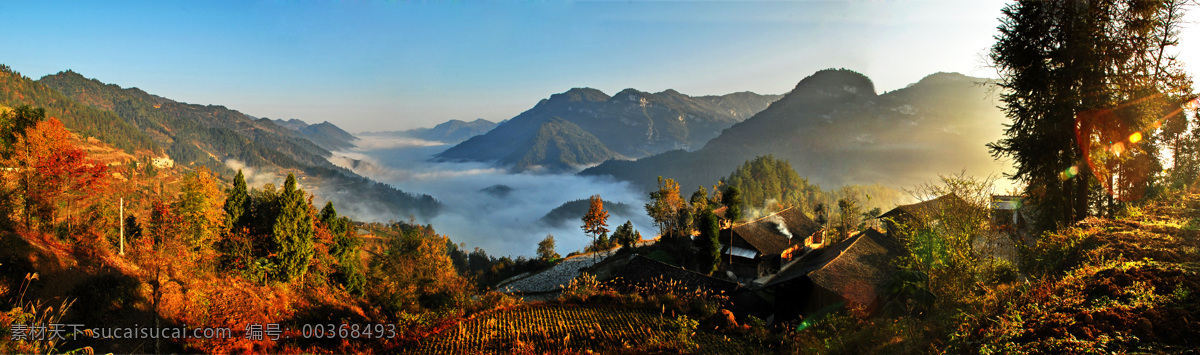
[273,174,315,282]
[989,0,1195,228]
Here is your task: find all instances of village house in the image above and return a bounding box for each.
[757,228,904,322]
[877,193,975,240]
[718,207,821,283]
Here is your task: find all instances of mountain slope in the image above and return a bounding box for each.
[0,66,159,154]
[34,69,440,220]
[272,118,358,151]
[436,87,780,171]
[501,118,617,171]
[581,69,1008,192]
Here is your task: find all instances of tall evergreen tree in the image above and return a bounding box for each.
[989,0,1194,228]
[273,174,315,282]
[722,186,743,223]
[695,209,721,275]
[224,169,249,231]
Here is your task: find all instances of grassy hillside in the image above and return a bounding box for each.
[961,193,1200,352]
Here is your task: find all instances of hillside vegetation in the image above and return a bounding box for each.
[0,105,477,354]
[28,69,440,220]
[0,66,158,155]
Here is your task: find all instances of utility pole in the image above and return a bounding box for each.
[119,197,124,256]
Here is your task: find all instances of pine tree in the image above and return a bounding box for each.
[613,220,640,249]
[989,0,1194,228]
[273,174,315,282]
[224,169,249,231]
[695,209,721,275]
[722,186,743,223]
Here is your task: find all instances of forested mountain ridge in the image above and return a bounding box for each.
[436,87,781,171]
[0,66,159,154]
[23,68,440,220]
[581,69,1008,192]
[39,70,332,173]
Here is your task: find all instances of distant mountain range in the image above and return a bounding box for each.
[581,69,1009,193]
[365,118,499,145]
[13,68,440,220]
[435,88,782,172]
[271,118,358,151]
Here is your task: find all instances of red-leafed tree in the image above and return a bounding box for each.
[9,117,109,233]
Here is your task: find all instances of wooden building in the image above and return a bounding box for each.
[719,207,821,281]
[758,228,904,322]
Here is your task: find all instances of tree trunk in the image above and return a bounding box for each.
[1074,169,1090,223]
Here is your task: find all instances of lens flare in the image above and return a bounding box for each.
[1061,165,1079,180]
[1112,142,1124,156]
[1129,132,1142,144]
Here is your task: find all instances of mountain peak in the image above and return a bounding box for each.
[613,88,648,102]
[789,68,876,97]
[912,72,978,87]
[657,88,686,97]
[550,88,610,103]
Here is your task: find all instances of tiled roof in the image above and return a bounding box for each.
[729,207,821,255]
[765,228,903,309]
[878,193,973,224]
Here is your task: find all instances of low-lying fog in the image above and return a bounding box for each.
[330,134,656,258]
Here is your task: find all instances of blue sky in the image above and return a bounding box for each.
[1,1,1197,132]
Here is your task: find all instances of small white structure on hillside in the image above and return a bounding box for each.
[151,157,174,169]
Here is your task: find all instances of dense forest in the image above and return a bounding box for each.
[0,66,158,154]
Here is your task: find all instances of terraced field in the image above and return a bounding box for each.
[414,305,760,354]
[497,249,620,293]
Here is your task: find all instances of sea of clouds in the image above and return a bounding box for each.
[329,133,655,258]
